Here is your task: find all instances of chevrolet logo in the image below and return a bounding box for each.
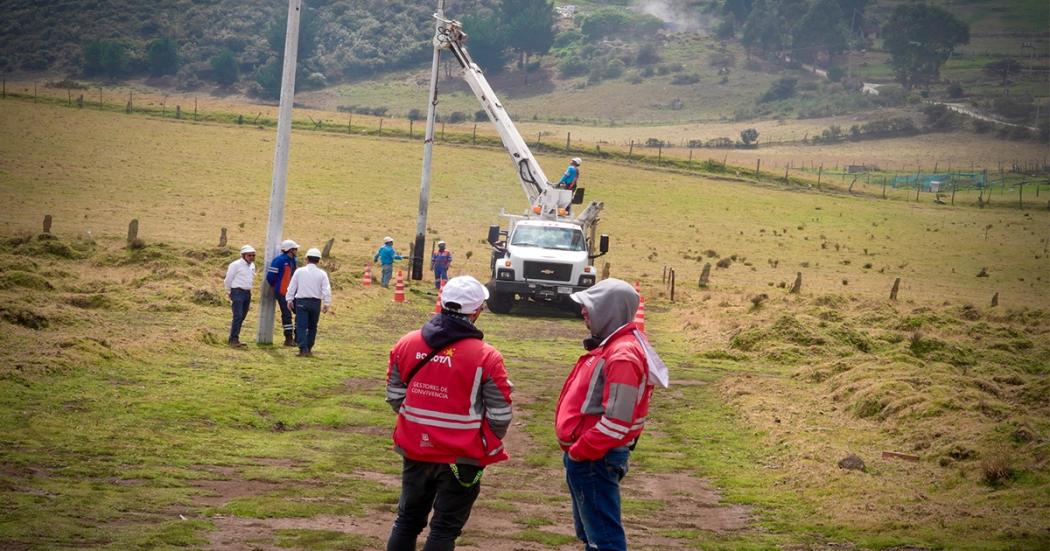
[540,269,555,275]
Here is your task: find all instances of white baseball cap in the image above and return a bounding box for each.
[441,276,489,314]
[281,239,299,251]
[384,236,394,243]
[240,245,256,254]
[571,157,582,165]
[306,248,322,259]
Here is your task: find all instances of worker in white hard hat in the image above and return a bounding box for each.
[430,240,452,290]
[267,239,300,347]
[385,275,513,550]
[557,157,582,190]
[373,236,404,288]
[223,245,257,347]
[285,248,332,357]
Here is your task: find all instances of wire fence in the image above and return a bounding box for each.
[5,80,1049,209]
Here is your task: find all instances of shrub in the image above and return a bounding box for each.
[302,72,327,89]
[760,78,796,102]
[828,67,845,82]
[82,40,127,78]
[210,49,239,86]
[714,18,735,39]
[407,108,423,121]
[146,37,179,77]
[947,81,964,99]
[973,119,993,133]
[740,128,759,145]
[671,73,700,85]
[635,43,660,65]
[474,110,488,122]
[552,29,582,49]
[559,56,588,78]
[605,59,626,79]
[447,111,466,123]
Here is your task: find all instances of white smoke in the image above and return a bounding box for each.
[632,0,715,34]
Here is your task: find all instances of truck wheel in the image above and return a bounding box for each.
[485,281,514,314]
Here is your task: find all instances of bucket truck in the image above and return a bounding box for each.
[432,17,609,314]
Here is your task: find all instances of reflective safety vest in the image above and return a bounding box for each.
[386,330,513,466]
[555,322,653,461]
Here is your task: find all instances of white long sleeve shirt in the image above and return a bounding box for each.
[285,263,332,305]
[224,258,256,292]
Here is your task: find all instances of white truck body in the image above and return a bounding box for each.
[432,15,608,313]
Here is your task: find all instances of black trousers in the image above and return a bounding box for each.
[387,458,483,551]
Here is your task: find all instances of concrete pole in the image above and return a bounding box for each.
[412,0,444,282]
[257,0,302,344]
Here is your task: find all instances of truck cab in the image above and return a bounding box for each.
[486,219,608,314]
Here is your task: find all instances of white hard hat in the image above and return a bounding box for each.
[384,236,394,243]
[240,245,256,255]
[281,239,300,251]
[441,276,489,314]
[306,248,322,259]
[571,157,582,165]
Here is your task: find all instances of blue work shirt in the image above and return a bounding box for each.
[374,244,403,265]
[558,165,579,189]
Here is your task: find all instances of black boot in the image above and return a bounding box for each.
[283,330,296,347]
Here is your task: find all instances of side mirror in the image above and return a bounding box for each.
[599,234,609,254]
[572,188,585,204]
[487,225,501,245]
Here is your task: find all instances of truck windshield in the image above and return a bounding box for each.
[510,226,586,252]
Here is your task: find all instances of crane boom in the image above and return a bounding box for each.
[434,17,586,220]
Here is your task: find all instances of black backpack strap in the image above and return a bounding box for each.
[398,346,440,384]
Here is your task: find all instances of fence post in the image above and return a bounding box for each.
[33,82,37,103]
[628,140,634,160]
[2,79,5,99]
[755,158,761,177]
[790,272,802,294]
[698,263,711,288]
[219,227,227,248]
[537,131,541,146]
[99,87,103,110]
[914,166,921,202]
[784,166,789,183]
[68,89,71,106]
[890,277,900,301]
[176,105,181,119]
[1019,180,1024,209]
[688,149,693,163]
[657,144,662,163]
[817,165,823,188]
[127,219,139,244]
[43,215,52,234]
[322,237,335,258]
[441,122,445,141]
[882,177,887,199]
[566,132,571,151]
[193,97,198,121]
[472,124,477,145]
[378,118,383,135]
[409,119,413,137]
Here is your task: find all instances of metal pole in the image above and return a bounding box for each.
[412,0,444,282]
[257,0,303,344]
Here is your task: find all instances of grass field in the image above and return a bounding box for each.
[1,99,1048,550]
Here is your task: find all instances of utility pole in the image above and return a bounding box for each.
[257,0,302,344]
[412,0,444,281]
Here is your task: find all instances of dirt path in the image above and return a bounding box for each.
[191,371,749,550]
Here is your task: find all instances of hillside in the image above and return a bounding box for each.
[2,0,1047,131]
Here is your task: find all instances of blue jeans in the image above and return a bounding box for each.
[434,266,448,289]
[294,298,321,351]
[564,448,630,551]
[387,458,482,551]
[228,288,251,343]
[381,264,394,288]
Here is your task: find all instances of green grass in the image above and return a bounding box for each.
[0,99,1047,549]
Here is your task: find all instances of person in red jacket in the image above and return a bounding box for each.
[555,278,668,551]
[385,275,513,551]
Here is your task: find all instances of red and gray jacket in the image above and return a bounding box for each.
[386,314,513,466]
[555,322,653,461]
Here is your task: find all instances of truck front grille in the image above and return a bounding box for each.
[523,261,572,282]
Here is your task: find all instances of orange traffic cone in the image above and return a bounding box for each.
[393,270,406,303]
[633,295,646,332]
[363,264,372,287]
[433,279,447,314]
